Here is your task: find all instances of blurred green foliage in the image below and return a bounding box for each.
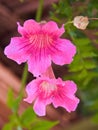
[3,0,98,129]
[3,89,57,130]
[50,0,98,122]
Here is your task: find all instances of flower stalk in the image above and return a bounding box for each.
[36,0,44,22]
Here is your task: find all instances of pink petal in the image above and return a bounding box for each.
[42,21,65,37]
[56,79,77,95]
[52,79,79,112]
[53,94,79,112]
[28,51,51,77]
[64,80,77,95]
[33,98,46,116]
[17,20,40,36]
[51,39,76,65]
[24,80,38,103]
[4,37,31,64]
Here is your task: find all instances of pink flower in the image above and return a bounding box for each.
[24,77,79,116]
[4,19,76,77]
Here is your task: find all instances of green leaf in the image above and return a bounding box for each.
[7,88,22,113]
[10,114,20,125]
[20,107,37,127]
[32,120,58,130]
[78,69,88,80]
[81,52,97,58]
[92,113,98,122]
[52,3,58,9]
[52,0,72,18]
[69,64,83,72]
[69,55,83,72]
[89,100,98,112]
[84,60,97,69]
[2,123,13,130]
[83,73,95,87]
[89,21,98,28]
[74,38,91,46]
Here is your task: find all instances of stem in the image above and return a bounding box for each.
[36,0,44,22]
[64,21,73,26]
[20,63,28,94]
[88,18,98,20]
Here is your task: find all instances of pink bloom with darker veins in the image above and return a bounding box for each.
[4,19,76,77]
[24,77,79,116]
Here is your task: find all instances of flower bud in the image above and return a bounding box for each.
[73,16,89,30]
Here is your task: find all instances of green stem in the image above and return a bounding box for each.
[20,63,28,94]
[64,21,73,26]
[36,0,44,22]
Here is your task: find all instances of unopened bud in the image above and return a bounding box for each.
[73,16,89,30]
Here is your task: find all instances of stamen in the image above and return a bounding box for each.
[41,81,57,93]
[29,34,53,49]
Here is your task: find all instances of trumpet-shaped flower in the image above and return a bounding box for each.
[24,77,79,116]
[4,20,76,77]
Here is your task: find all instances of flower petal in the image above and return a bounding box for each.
[56,79,77,95]
[33,98,46,116]
[52,79,79,112]
[17,20,40,36]
[4,37,31,64]
[24,80,38,103]
[42,21,65,37]
[53,94,79,112]
[64,80,77,95]
[28,51,51,77]
[51,39,76,65]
